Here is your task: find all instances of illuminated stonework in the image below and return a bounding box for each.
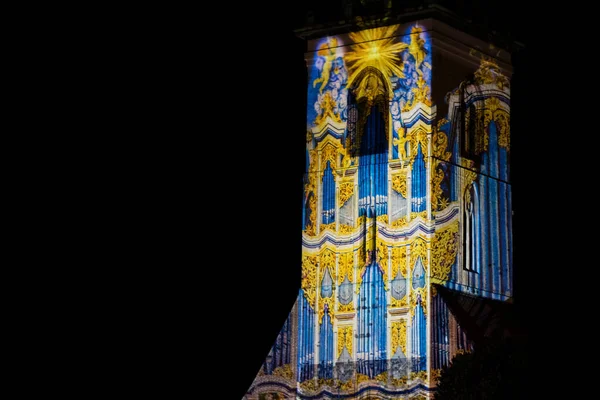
[247,18,513,400]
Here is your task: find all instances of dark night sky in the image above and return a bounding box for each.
[106,1,584,398]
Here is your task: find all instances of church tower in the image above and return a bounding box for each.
[246,6,515,399]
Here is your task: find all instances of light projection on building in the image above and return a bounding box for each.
[247,19,513,399]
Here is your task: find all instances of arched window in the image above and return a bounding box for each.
[346,67,390,219]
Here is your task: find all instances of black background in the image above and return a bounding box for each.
[84,0,587,397]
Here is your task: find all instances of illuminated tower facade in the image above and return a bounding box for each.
[247,16,513,400]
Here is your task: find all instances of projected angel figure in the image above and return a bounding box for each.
[313,37,339,93]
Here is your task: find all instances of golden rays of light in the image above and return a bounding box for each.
[345,25,409,89]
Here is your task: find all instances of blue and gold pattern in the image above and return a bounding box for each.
[249,20,513,400]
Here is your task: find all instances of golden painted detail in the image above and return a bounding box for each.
[357,245,366,270]
[272,364,293,380]
[337,326,353,358]
[320,143,339,177]
[431,167,447,212]
[430,369,442,385]
[389,376,408,387]
[472,52,510,90]
[456,349,471,356]
[391,320,407,355]
[345,25,409,93]
[340,379,356,391]
[338,224,354,235]
[464,106,487,154]
[393,126,408,161]
[430,222,459,284]
[320,222,336,232]
[406,128,430,166]
[376,215,388,224]
[390,247,408,307]
[319,249,336,323]
[412,370,428,382]
[405,75,431,110]
[350,68,391,150]
[299,379,319,392]
[495,111,510,150]
[410,237,429,317]
[337,252,354,306]
[318,295,334,322]
[410,289,428,317]
[409,25,427,72]
[431,119,451,212]
[356,373,371,385]
[376,238,389,288]
[308,148,318,172]
[301,255,318,309]
[315,92,342,126]
[483,97,510,151]
[317,378,335,388]
[356,214,366,226]
[304,149,319,237]
[390,295,408,308]
[375,371,388,384]
[313,37,338,93]
[460,158,478,200]
[304,193,317,236]
[320,248,336,274]
[391,170,408,197]
[337,252,354,285]
[338,181,354,206]
[390,216,408,228]
[411,210,428,220]
[353,69,389,107]
[338,302,354,313]
[391,247,407,277]
[338,146,356,174]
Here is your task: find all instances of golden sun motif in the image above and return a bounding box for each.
[345,25,409,89]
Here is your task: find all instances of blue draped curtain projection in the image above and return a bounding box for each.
[356,262,388,378]
[358,103,388,218]
[322,161,336,225]
[263,311,293,374]
[411,257,427,371]
[411,295,427,372]
[297,290,315,382]
[318,306,334,379]
[432,292,450,370]
[463,183,482,273]
[411,143,426,213]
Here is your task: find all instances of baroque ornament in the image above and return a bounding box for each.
[319,249,336,322]
[314,91,342,125]
[391,320,407,355]
[338,181,354,206]
[337,252,355,312]
[430,221,459,284]
[301,254,318,309]
[320,143,339,178]
[390,246,408,307]
[406,127,430,166]
[430,118,451,211]
[391,169,408,197]
[337,325,354,358]
[483,97,510,151]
